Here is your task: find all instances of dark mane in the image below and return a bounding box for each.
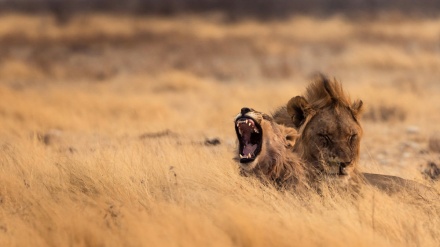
[304,75,352,110]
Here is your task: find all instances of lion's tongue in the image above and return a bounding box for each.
[238,121,257,157]
[243,143,257,157]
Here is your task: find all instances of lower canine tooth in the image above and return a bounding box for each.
[240,154,244,158]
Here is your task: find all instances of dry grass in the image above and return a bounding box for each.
[0,14,440,247]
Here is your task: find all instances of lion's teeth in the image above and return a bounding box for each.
[245,119,248,124]
[239,129,242,135]
[254,128,259,133]
[240,154,244,158]
[248,153,252,158]
[248,123,251,126]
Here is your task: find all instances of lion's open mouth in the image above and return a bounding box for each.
[235,116,263,163]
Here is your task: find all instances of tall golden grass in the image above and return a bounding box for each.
[0,14,439,246]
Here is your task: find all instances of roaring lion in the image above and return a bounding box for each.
[234,107,308,190]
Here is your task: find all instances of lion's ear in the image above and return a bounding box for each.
[287,96,312,129]
[351,99,363,116]
[283,127,298,148]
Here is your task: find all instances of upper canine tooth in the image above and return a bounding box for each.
[254,128,259,133]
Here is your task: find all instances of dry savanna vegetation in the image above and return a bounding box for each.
[1,13,440,246]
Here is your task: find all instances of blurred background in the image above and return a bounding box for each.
[0,0,439,86]
[2,0,440,19]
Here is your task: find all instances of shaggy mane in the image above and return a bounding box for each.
[304,75,352,110]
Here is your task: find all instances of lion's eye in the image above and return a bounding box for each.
[318,134,332,146]
[349,134,357,144]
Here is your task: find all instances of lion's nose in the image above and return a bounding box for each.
[338,161,351,175]
[241,107,251,115]
[339,161,352,168]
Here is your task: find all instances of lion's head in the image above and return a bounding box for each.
[280,76,363,181]
[234,107,297,172]
[234,107,307,189]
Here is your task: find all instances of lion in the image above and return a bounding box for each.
[273,75,363,184]
[270,75,438,196]
[234,107,308,190]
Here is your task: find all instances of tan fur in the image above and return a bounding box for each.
[234,106,438,197]
[273,75,363,184]
[233,76,439,198]
[235,109,308,190]
[271,76,438,196]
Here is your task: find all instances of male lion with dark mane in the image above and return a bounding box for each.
[273,75,363,185]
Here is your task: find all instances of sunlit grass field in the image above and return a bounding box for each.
[0,14,440,246]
